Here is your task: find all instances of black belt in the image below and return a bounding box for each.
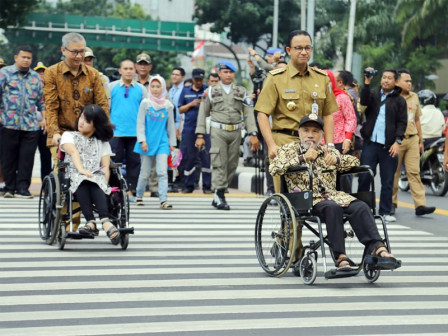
[404,134,417,139]
[273,129,299,137]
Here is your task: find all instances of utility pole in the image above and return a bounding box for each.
[272,0,279,48]
[301,0,306,31]
[306,0,315,62]
[345,0,357,71]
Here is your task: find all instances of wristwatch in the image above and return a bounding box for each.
[327,143,335,148]
[250,131,258,136]
[395,138,402,145]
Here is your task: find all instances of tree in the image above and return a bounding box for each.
[0,0,40,30]
[194,0,300,47]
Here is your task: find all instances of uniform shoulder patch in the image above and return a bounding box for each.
[311,67,328,76]
[269,67,287,76]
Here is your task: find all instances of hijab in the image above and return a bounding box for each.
[325,69,347,97]
[148,74,168,109]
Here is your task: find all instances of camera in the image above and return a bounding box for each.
[364,68,378,78]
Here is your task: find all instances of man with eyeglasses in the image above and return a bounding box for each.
[109,59,147,199]
[255,29,338,193]
[44,32,109,150]
[43,32,109,231]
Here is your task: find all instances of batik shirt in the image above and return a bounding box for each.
[0,64,45,131]
[269,141,359,207]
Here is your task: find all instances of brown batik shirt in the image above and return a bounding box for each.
[43,62,109,146]
[269,140,360,207]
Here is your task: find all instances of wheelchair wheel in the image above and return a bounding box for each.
[255,193,297,277]
[119,190,130,250]
[299,254,317,285]
[38,172,61,245]
[363,261,380,283]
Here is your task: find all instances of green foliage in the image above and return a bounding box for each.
[0,0,40,30]
[194,0,300,46]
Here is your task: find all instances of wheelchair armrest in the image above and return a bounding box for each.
[339,165,373,176]
[285,165,309,174]
[110,161,122,169]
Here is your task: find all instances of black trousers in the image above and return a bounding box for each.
[0,128,39,193]
[110,136,141,192]
[312,200,383,258]
[75,180,109,221]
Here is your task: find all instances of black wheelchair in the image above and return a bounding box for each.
[255,165,401,285]
[38,157,134,250]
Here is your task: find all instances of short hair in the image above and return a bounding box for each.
[208,73,219,80]
[383,68,398,80]
[397,69,410,78]
[286,30,312,48]
[16,45,32,55]
[337,70,354,86]
[172,67,185,77]
[75,104,114,141]
[62,33,86,49]
[120,58,134,68]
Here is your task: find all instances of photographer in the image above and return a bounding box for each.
[248,47,284,72]
[357,67,407,223]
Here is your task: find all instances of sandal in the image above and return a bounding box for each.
[336,254,356,271]
[365,245,401,270]
[135,197,144,206]
[160,201,173,210]
[79,220,99,236]
[101,218,120,245]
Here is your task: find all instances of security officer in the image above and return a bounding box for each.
[255,30,339,192]
[178,68,212,194]
[195,61,260,210]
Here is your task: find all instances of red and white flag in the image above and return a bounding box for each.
[191,40,205,62]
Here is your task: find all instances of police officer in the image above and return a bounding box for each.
[195,61,260,210]
[178,68,212,194]
[255,30,339,192]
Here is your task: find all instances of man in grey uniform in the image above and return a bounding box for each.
[195,61,260,210]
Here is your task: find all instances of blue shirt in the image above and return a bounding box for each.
[178,84,208,129]
[168,81,184,128]
[370,89,393,145]
[109,80,147,137]
[0,64,44,131]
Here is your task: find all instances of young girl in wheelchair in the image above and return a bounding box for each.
[60,104,120,245]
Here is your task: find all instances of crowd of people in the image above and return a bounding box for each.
[1,30,447,229]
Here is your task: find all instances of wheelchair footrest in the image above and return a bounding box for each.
[118,227,134,235]
[65,232,95,240]
[325,268,359,279]
[364,255,402,270]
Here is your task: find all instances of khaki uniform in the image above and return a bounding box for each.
[196,84,257,190]
[255,63,339,191]
[392,91,426,208]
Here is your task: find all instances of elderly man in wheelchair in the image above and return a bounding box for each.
[255,114,401,284]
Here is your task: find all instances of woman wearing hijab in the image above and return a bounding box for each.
[134,75,177,209]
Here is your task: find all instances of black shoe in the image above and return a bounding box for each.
[203,188,213,194]
[212,189,230,210]
[415,205,436,216]
[182,187,194,193]
[150,191,159,198]
[168,184,178,193]
[15,190,33,199]
[3,190,14,198]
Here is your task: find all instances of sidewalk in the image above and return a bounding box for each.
[30,152,264,196]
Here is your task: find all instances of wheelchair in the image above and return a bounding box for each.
[38,155,134,250]
[255,165,401,285]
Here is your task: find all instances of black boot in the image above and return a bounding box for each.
[211,189,230,210]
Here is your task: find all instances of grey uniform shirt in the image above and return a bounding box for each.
[195,83,258,135]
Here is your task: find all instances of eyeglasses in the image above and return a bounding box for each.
[124,86,130,98]
[291,45,313,52]
[65,48,86,56]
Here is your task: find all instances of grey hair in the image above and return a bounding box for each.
[62,33,86,48]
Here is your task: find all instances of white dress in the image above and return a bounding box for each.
[60,131,112,194]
